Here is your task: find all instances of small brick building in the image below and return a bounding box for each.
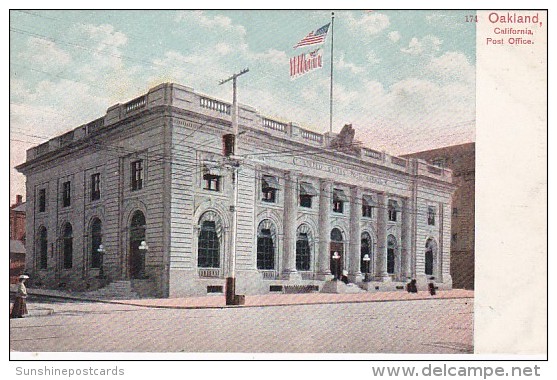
[10,195,26,283]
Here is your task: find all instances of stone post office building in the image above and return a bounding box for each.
[17,83,456,298]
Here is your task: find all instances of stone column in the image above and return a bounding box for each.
[317,180,333,280]
[282,171,300,280]
[375,192,390,281]
[401,198,412,281]
[348,186,362,283]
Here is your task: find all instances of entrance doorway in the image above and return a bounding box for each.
[387,234,397,276]
[129,211,146,279]
[330,228,344,280]
[425,238,438,277]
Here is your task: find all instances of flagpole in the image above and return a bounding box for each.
[329,11,335,134]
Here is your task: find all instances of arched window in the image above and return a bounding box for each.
[296,224,312,271]
[331,228,343,242]
[198,222,220,268]
[63,223,73,269]
[257,220,276,270]
[91,218,102,269]
[330,228,344,279]
[197,211,223,269]
[387,234,397,275]
[129,211,146,278]
[425,238,437,276]
[360,232,372,274]
[38,226,48,270]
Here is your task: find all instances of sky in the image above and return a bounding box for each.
[9,10,476,202]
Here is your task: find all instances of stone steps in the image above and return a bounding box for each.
[85,280,139,300]
[320,280,365,294]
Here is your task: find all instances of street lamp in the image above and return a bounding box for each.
[332,251,340,280]
[362,253,371,282]
[138,240,148,278]
[97,244,106,279]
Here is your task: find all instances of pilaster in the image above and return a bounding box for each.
[348,186,362,283]
[316,179,333,280]
[282,171,301,280]
[375,192,390,282]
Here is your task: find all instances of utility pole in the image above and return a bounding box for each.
[219,68,249,306]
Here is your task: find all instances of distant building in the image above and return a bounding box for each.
[10,195,26,283]
[403,143,475,289]
[16,83,456,297]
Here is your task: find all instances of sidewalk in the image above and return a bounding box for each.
[12,285,474,310]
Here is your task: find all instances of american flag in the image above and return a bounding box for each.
[293,23,330,49]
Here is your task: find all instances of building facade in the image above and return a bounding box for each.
[403,143,475,290]
[17,83,456,298]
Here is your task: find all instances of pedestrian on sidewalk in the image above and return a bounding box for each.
[341,270,350,285]
[406,279,418,293]
[10,274,29,319]
[428,277,436,296]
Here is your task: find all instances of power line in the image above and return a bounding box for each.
[10,21,476,146]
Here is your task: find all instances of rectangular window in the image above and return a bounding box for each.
[428,206,436,226]
[261,176,279,203]
[452,207,458,216]
[62,181,71,207]
[131,160,143,191]
[388,208,397,222]
[332,189,347,214]
[299,182,317,208]
[433,158,446,168]
[203,174,221,191]
[262,188,276,202]
[91,173,101,201]
[299,194,312,208]
[388,200,399,222]
[207,285,223,294]
[362,204,372,218]
[451,233,458,245]
[38,188,46,212]
[362,195,375,218]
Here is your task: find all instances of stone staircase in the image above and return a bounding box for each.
[84,280,139,300]
[320,280,365,294]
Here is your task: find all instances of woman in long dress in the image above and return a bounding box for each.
[10,274,29,318]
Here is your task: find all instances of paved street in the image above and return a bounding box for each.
[10,297,473,354]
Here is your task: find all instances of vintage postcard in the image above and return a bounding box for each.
[7,7,547,367]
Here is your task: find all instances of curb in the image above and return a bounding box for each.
[14,290,474,311]
[11,290,116,305]
[110,295,474,310]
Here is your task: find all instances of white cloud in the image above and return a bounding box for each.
[427,51,475,83]
[251,49,288,65]
[388,31,401,43]
[336,53,365,74]
[19,37,72,69]
[366,51,381,64]
[364,80,386,97]
[76,24,129,71]
[214,42,233,55]
[16,79,108,128]
[347,12,390,35]
[426,12,461,28]
[149,50,221,89]
[80,24,128,47]
[175,11,246,36]
[400,35,442,55]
